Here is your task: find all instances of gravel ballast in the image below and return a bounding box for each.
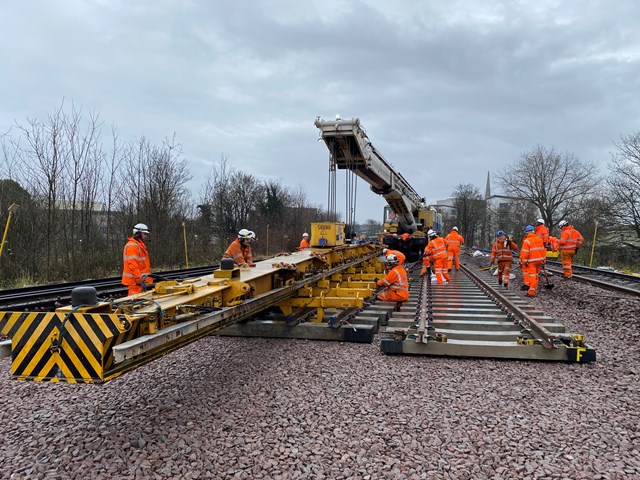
[1,261,639,480]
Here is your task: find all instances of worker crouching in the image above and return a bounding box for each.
[520,225,546,296]
[376,254,409,302]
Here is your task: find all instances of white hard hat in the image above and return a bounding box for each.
[133,223,150,235]
[452,226,458,231]
[427,229,436,238]
[559,220,568,228]
[536,218,545,225]
[238,228,251,238]
[385,254,398,265]
[302,232,309,237]
[248,230,256,240]
[382,248,389,254]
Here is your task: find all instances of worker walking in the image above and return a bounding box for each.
[535,219,550,246]
[424,229,450,285]
[376,254,409,302]
[558,220,584,278]
[520,225,547,296]
[489,230,519,288]
[223,228,256,267]
[445,226,464,271]
[122,223,153,296]
[382,247,406,266]
[299,232,310,250]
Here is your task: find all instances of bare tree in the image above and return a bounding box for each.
[608,132,640,249]
[497,145,599,230]
[452,183,485,246]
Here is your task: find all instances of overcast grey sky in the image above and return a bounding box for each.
[2,0,639,223]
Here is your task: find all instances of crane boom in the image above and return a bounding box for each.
[314,117,426,233]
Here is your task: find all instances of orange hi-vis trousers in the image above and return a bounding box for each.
[524,261,543,296]
[497,260,513,285]
[447,247,461,271]
[561,250,576,278]
[434,257,450,285]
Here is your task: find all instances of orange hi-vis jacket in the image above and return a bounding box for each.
[224,238,253,266]
[548,236,560,252]
[535,224,549,244]
[122,237,152,287]
[400,232,411,241]
[490,239,519,263]
[299,237,310,249]
[445,230,464,249]
[425,237,447,262]
[520,233,546,264]
[559,226,584,251]
[377,265,409,301]
[386,249,406,265]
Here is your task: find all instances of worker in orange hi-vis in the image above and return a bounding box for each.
[535,218,550,247]
[299,232,310,250]
[122,223,153,296]
[382,247,406,266]
[376,254,409,302]
[400,232,411,241]
[489,230,519,288]
[444,226,464,271]
[520,225,547,296]
[424,229,450,285]
[558,220,584,278]
[223,229,256,268]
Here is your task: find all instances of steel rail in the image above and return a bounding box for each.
[545,266,640,298]
[111,252,381,368]
[0,265,219,310]
[460,264,558,349]
[546,260,640,283]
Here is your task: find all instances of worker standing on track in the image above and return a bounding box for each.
[558,220,584,278]
[223,229,256,268]
[122,223,153,296]
[424,229,450,285]
[299,232,310,250]
[535,218,550,247]
[489,230,519,288]
[520,225,546,296]
[445,226,464,271]
[382,247,406,266]
[376,254,409,302]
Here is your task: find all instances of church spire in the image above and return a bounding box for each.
[485,171,491,200]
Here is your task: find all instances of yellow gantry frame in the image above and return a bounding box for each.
[0,244,385,383]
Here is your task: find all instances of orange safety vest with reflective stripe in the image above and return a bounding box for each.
[535,224,549,243]
[490,239,519,262]
[299,237,310,249]
[385,249,406,265]
[378,265,409,297]
[122,237,152,286]
[445,231,464,248]
[224,238,253,265]
[559,226,584,251]
[520,233,546,264]
[425,237,447,261]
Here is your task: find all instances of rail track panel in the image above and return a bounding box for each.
[0,245,384,383]
[380,266,596,363]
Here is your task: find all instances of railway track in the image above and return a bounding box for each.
[376,264,594,362]
[545,260,640,297]
[0,265,218,311]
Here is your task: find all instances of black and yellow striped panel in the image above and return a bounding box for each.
[0,311,133,383]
